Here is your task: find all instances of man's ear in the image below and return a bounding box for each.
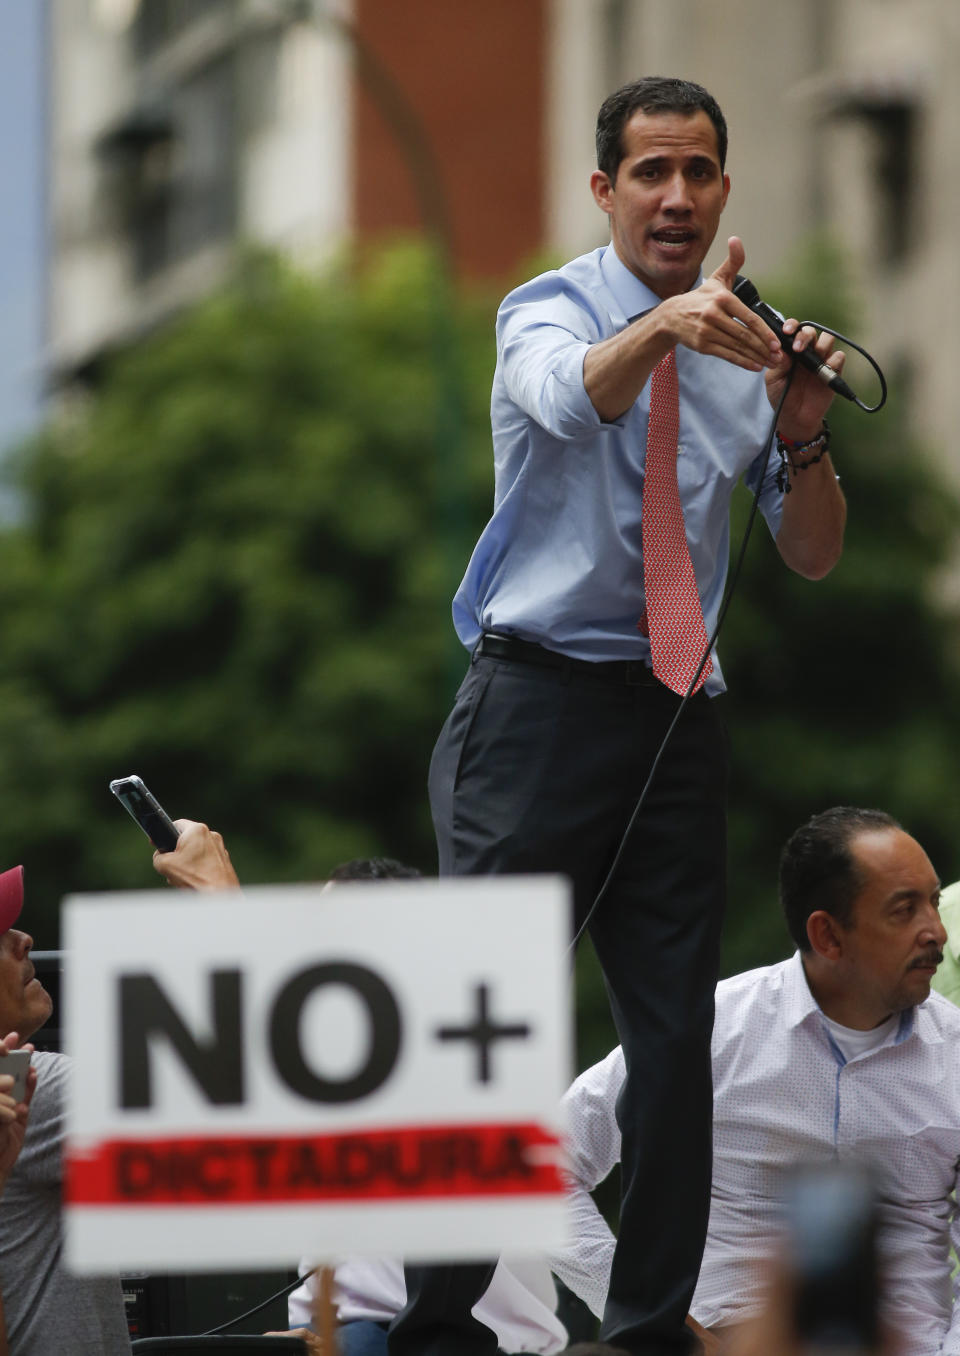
[806,910,845,961]
[590,169,615,216]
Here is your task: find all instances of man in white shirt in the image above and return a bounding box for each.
[552,806,960,1356]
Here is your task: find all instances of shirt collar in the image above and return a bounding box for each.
[785,950,926,1047]
[782,951,823,1029]
[599,244,704,330]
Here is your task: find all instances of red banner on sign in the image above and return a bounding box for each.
[66,1121,565,1207]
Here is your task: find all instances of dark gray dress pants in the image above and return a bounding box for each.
[388,648,728,1356]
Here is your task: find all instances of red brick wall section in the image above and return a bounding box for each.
[351,0,545,280]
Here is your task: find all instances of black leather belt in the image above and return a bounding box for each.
[475,633,658,686]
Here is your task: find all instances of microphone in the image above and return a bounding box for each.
[732,275,857,403]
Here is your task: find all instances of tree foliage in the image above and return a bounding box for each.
[0,244,499,939]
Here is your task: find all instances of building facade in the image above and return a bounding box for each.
[47,0,960,474]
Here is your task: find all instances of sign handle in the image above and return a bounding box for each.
[312,1265,337,1353]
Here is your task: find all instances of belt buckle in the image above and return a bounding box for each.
[625,661,651,686]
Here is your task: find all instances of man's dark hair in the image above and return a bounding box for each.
[778,807,902,951]
[328,857,421,882]
[595,76,728,183]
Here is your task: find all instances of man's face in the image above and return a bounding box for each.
[590,109,730,299]
[0,927,53,1041]
[837,829,946,1024]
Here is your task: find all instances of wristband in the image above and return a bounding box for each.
[775,420,830,493]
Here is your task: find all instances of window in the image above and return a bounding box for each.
[133,0,227,60]
[105,54,238,281]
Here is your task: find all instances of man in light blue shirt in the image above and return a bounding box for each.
[397,77,847,1356]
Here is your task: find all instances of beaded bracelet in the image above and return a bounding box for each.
[775,420,831,493]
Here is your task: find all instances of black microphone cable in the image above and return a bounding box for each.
[568,311,886,954]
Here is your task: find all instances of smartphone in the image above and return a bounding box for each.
[109,775,180,853]
[784,1163,880,1352]
[0,1049,31,1103]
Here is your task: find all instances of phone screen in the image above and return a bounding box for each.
[109,776,180,853]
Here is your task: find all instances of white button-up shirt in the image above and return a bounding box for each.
[552,953,960,1355]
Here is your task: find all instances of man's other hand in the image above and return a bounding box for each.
[264,1329,323,1354]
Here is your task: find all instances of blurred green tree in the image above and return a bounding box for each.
[0,244,499,941]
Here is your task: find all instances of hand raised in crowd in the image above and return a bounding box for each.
[153,819,240,892]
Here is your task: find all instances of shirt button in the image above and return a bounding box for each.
[677,444,684,456]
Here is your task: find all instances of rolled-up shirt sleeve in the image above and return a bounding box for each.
[743,431,784,539]
[548,1047,625,1318]
[497,281,628,442]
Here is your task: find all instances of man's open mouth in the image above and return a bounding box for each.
[651,228,696,248]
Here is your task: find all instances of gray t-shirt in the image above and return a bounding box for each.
[0,1051,131,1354]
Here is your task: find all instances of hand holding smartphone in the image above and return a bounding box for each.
[0,1049,31,1104]
[109,775,180,853]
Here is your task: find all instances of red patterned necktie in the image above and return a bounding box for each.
[640,348,713,695]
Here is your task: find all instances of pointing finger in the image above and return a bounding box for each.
[711,235,746,291]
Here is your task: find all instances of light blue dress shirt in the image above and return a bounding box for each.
[452,246,784,694]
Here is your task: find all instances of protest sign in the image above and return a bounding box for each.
[63,876,570,1271]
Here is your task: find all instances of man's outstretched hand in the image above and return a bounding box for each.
[661,236,784,372]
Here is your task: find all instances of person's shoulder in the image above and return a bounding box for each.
[918,986,960,1034]
[498,249,610,324]
[33,1050,70,1071]
[711,962,798,1067]
[937,879,960,935]
[8,1050,71,1184]
[504,247,605,295]
[26,1050,70,1125]
[33,1049,70,1084]
[716,958,791,1003]
[564,1045,625,1105]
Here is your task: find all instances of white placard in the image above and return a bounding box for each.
[63,876,571,1272]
